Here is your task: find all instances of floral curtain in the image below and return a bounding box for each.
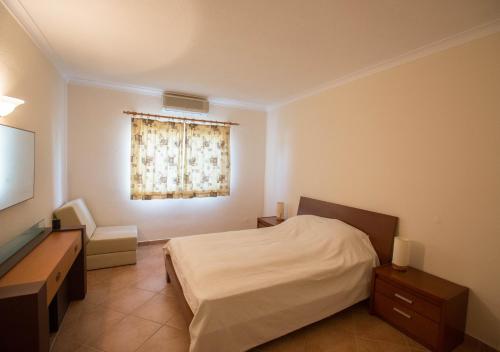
[183,124,231,197]
[130,118,184,199]
[130,118,231,199]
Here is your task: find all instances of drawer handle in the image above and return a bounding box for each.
[394,293,413,304]
[74,245,78,253]
[393,307,411,319]
[55,272,61,282]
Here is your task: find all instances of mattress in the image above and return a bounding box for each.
[164,215,379,352]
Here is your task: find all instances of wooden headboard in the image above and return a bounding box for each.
[297,197,398,265]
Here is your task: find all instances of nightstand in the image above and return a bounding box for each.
[257,216,284,228]
[370,265,468,352]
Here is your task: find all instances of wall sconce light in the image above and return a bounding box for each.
[0,96,25,117]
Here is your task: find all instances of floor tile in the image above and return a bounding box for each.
[89,315,161,352]
[160,284,179,297]
[166,308,190,330]
[84,282,127,306]
[356,337,411,352]
[62,299,99,326]
[134,272,167,292]
[99,287,156,314]
[405,336,430,351]
[136,325,190,352]
[352,309,408,346]
[57,306,125,344]
[305,330,357,352]
[311,309,356,335]
[51,333,82,352]
[133,293,183,324]
[87,267,115,284]
[259,329,308,352]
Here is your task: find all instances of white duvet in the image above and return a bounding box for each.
[164,215,379,352]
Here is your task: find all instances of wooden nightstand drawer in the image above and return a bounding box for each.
[376,277,441,322]
[374,292,439,349]
[370,265,469,352]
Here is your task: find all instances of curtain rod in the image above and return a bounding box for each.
[123,111,240,126]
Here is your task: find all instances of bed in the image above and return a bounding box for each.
[163,196,398,352]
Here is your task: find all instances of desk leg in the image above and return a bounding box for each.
[49,277,70,332]
[68,233,86,300]
[48,242,87,332]
[0,283,49,352]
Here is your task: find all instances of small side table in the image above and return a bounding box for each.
[257,216,284,228]
[370,264,468,352]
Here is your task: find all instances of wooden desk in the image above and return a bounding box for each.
[0,228,86,352]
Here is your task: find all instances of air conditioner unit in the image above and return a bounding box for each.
[162,92,209,114]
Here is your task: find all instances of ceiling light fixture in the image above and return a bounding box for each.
[0,96,25,117]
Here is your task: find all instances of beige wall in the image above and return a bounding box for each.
[67,84,266,241]
[265,33,500,347]
[0,4,67,245]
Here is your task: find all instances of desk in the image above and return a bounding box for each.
[0,228,86,352]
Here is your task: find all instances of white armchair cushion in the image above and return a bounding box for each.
[53,198,96,240]
[86,225,138,255]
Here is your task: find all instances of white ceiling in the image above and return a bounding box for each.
[8,0,500,107]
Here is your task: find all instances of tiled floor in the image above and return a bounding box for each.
[51,244,485,352]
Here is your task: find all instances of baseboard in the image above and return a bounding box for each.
[138,239,169,246]
[463,334,499,352]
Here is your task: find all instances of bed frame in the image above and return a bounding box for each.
[164,196,399,324]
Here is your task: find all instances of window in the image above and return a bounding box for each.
[130,118,230,199]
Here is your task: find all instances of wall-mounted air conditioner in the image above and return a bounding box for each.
[162,92,209,114]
